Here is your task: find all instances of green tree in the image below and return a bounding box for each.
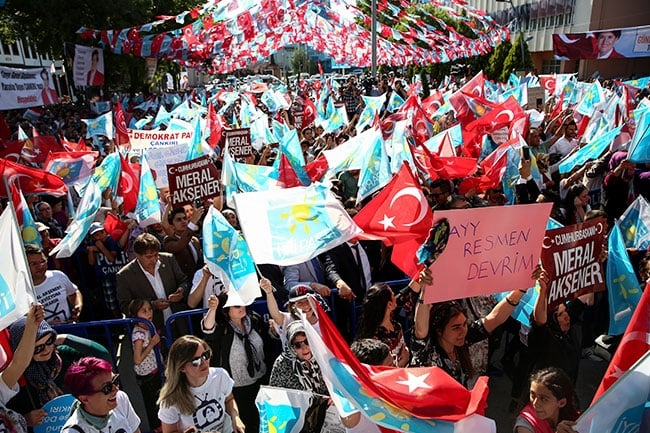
[290,46,316,75]
[485,40,512,81]
[499,34,534,82]
[0,0,201,92]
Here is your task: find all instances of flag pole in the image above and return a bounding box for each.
[2,175,37,300]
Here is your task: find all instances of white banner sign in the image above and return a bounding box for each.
[127,128,194,150]
[0,66,58,109]
[142,144,189,188]
[73,45,105,87]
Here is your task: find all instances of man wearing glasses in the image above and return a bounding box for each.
[25,245,83,324]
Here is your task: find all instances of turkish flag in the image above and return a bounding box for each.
[592,285,650,403]
[207,102,223,149]
[539,75,557,94]
[103,212,128,241]
[0,140,27,162]
[421,91,445,118]
[400,95,433,146]
[277,154,303,188]
[305,155,329,182]
[465,96,524,134]
[118,154,140,213]
[409,141,477,181]
[448,71,485,124]
[0,158,67,198]
[22,129,64,164]
[114,101,130,148]
[312,301,490,420]
[301,97,317,129]
[354,162,432,276]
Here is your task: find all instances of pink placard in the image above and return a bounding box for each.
[424,203,553,304]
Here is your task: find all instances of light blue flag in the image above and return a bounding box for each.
[167,118,193,131]
[424,124,463,153]
[278,129,310,185]
[90,152,121,196]
[153,104,171,128]
[607,223,643,335]
[82,112,113,139]
[502,147,521,205]
[186,115,206,161]
[559,125,623,174]
[134,155,161,228]
[221,150,239,205]
[386,91,405,113]
[217,92,239,115]
[355,94,386,133]
[134,116,152,129]
[233,161,277,192]
[319,97,347,134]
[234,183,362,266]
[202,206,260,305]
[18,191,41,248]
[51,178,102,258]
[170,100,195,121]
[256,386,312,433]
[239,98,258,128]
[387,120,414,173]
[575,80,605,116]
[618,195,650,250]
[357,128,391,203]
[271,118,289,142]
[623,76,650,89]
[628,110,650,163]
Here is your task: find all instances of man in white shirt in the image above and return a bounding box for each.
[26,245,82,324]
[549,119,578,158]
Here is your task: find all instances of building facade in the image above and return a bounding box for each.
[467,0,650,79]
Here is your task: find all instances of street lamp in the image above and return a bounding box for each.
[496,0,525,68]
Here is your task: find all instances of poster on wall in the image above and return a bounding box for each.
[73,45,105,86]
[554,24,650,60]
[0,66,58,109]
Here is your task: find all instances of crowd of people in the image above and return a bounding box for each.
[0,67,649,433]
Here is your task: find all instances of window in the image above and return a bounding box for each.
[542,59,561,74]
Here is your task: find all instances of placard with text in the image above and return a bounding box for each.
[225,128,253,158]
[540,217,607,309]
[167,155,220,207]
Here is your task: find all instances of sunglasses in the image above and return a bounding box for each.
[291,339,310,350]
[34,334,56,354]
[94,374,120,395]
[190,350,212,367]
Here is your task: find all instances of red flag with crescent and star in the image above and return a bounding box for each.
[592,284,650,403]
[113,101,130,148]
[118,154,140,213]
[0,158,67,198]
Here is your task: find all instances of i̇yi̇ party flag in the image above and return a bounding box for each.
[202,206,260,306]
[44,151,98,187]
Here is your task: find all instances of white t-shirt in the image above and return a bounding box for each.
[549,136,577,157]
[62,391,140,433]
[0,373,26,433]
[131,326,158,376]
[190,270,225,309]
[34,270,78,323]
[158,367,234,433]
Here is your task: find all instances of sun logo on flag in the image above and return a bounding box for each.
[22,226,39,244]
[280,193,318,235]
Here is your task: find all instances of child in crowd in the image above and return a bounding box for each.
[129,299,162,431]
[514,367,579,433]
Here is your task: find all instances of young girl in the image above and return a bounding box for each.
[129,299,162,431]
[514,367,579,433]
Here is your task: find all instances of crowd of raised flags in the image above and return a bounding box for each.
[0,65,649,432]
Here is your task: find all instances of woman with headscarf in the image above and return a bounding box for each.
[7,317,63,428]
[269,321,333,433]
[0,305,45,433]
[603,151,636,224]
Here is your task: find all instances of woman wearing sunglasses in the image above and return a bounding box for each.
[158,335,244,433]
[269,321,337,432]
[62,357,140,433]
[6,318,111,428]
